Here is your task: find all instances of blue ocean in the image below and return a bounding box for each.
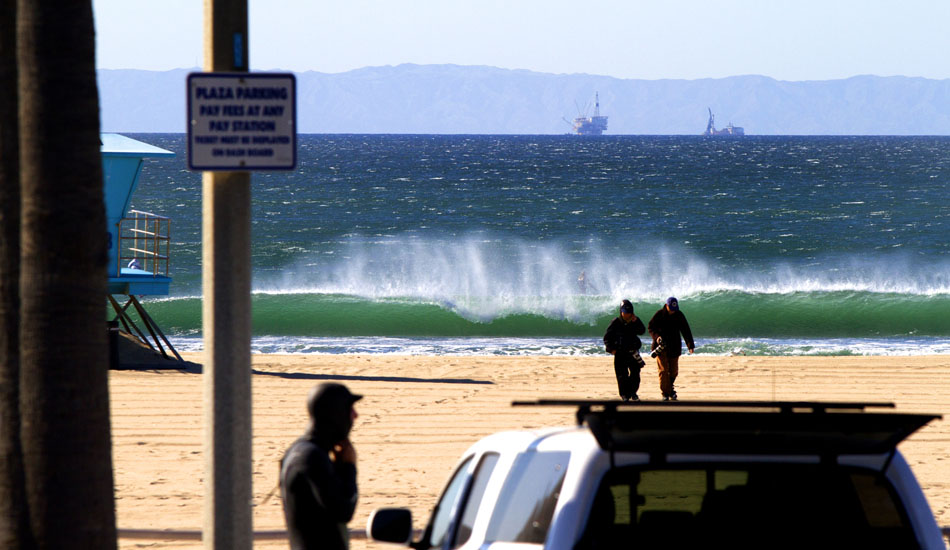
[125,134,950,356]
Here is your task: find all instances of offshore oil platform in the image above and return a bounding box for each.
[566,92,608,135]
[704,107,745,136]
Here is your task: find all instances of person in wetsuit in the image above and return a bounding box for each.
[280,383,362,550]
[603,299,646,401]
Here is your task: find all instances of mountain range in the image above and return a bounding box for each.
[97,64,950,135]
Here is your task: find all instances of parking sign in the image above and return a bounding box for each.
[187,72,296,170]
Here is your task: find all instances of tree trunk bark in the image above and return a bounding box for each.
[17,1,117,548]
[0,1,32,548]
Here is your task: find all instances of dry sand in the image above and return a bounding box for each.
[110,353,950,549]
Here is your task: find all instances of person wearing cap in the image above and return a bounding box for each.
[648,297,695,401]
[603,299,647,401]
[280,383,362,550]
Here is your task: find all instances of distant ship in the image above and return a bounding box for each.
[704,107,744,136]
[567,92,608,135]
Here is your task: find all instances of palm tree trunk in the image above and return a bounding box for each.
[17,0,117,548]
[0,1,32,548]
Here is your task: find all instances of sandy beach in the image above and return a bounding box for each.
[109,353,950,549]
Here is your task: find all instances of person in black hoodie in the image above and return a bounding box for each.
[603,299,647,401]
[648,297,695,401]
[280,383,362,550]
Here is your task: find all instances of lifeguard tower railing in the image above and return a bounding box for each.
[117,209,170,277]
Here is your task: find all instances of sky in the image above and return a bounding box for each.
[93,0,950,81]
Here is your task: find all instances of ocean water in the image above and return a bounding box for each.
[124,134,950,356]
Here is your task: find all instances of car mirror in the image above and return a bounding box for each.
[368,507,413,544]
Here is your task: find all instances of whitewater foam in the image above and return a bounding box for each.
[252,235,950,301]
[166,335,950,357]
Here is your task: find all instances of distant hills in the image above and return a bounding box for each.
[97,64,950,135]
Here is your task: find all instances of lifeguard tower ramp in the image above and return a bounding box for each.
[103,134,181,364]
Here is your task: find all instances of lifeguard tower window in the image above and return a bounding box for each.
[579,463,916,550]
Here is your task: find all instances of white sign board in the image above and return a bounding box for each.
[187,72,296,170]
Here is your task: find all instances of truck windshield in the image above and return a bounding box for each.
[427,456,473,549]
[574,463,917,550]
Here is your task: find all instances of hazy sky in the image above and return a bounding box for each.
[93,0,950,81]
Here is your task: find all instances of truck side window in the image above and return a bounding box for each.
[484,451,570,544]
[452,452,500,548]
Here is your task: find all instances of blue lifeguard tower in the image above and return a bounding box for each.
[102,133,181,363]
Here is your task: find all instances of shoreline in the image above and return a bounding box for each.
[110,353,950,549]
[165,337,950,357]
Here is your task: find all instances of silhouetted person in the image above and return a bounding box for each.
[280,383,362,550]
[604,299,646,401]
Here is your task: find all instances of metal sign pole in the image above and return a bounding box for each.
[202,1,252,549]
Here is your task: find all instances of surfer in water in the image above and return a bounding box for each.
[577,271,596,294]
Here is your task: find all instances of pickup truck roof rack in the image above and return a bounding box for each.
[511,399,940,457]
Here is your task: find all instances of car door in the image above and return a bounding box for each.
[420,452,501,550]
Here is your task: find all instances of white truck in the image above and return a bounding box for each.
[368,400,946,549]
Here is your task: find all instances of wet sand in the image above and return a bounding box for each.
[110,353,950,549]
